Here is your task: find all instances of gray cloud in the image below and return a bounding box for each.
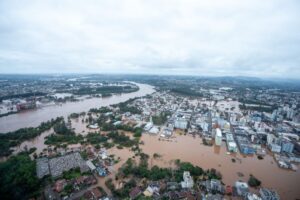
[0,0,299,78]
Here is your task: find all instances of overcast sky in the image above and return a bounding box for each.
[0,0,299,78]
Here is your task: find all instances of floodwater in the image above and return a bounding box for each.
[12,129,54,156]
[8,121,300,199]
[140,134,300,200]
[0,83,155,133]
[2,81,299,199]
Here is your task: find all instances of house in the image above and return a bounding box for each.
[86,160,96,171]
[246,193,262,200]
[96,166,107,176]
[91,187,102,199]
[200,179,224,194]
[234,181,249,197]
[83,190,94,199]
[149,126,159,134]
[53,179,67,193]
[88,124,99,129]
[181,171,194,189]
[205,193,223,200]
[259,188,280,200]
[144,122,153,131]
[167,182,179,190]
[225,185,233,195]
[129,186,141,199]
[143,182,160,197]
[99,148,108,160]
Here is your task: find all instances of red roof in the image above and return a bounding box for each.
[226,185,233,194]
[91,187,102,198]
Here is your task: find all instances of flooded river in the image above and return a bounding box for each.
[0,83,155,133]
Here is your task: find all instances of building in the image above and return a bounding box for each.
[144,122,153,131]
[235,181,249,196]
[236,135,256,155]
[269,143,281,153]
[215,128,222,146]
[149,126,159,134]
[259,188,280,200]
[174,118,188,129]
[226,133,238,152]
[129,186,142,199]
[86,160,96,171]
[281,138,294,153]
[181,171,194,189]
[246,193,262,200]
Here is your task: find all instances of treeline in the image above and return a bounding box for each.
[0,153,41,199]
[45,120,82,146]
[239,104,276,113]
[171,87,203,97]
[0,117,63,156]
[100,122,143,138]
[107,131,139,147]
[0,111,18,118]
[73,86,138,95]
[152,111,171,125]
[112,97,142,114]
[89,107,112,114]
[0,92,47,101]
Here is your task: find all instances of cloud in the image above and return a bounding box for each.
[0,0,299,78]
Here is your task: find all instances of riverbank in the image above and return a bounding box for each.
[0,83,155,133]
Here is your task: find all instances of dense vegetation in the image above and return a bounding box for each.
[152,111,171,125]
[239,103,276,113]
[73,85,138,95]
[44,134,84,146]
[107,131,138,147]
[171,87,203,97]
[44,119,85,145]
[86,132,108,144]
[113,97,142,114]
[69,113,79,118]
[0,117,63,156]
[89,107,113,114]
[53,120,74,135]
[0,92,46,101]
[248,175,261,187]
[0,153,41,200]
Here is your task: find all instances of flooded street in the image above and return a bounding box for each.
[0,83,155,133]
[140,134,300,200]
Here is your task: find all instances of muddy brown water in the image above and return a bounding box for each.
[9,126,300,199]
[140,134,300,200]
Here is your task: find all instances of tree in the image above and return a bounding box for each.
[248,175,261,187]
[0,153,41,199]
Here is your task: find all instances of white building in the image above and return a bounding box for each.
[181,171,194,189]
[174,118,188,129]
[149,126,159,134]
[144,122,153,131]
[215,128,222,146]
[86,160,96,171]
[226,133,238,152]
